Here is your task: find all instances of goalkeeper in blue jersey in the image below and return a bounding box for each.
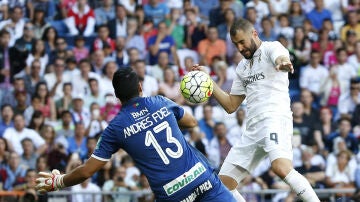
[35,67,236,202]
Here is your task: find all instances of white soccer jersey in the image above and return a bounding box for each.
[230,41,292,121]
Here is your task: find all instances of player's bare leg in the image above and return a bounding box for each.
[219,175,246,202]
[271,158,320,202]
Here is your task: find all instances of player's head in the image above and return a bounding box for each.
[230,18,259,59]
[112,67,142,103]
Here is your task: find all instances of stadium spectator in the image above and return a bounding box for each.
[19,138,38,170]
[326,117,358,154]
[55,110,75,138]
[72,59,101,96]
[245,0,270,24]
[275,14,294,40]
[133,59,158,97]
[338,78,360,118]
[23,96,42,126]
[198,104,216,141]
[208,0,231,27]
[111,36,129,68]
[14,22,36,56]
[70,94,91,127]
[144,0,169,26]
[31,7,50,40]
[198,26,226,66]
[340,10,360,42]
[67,122,88,158]
[13,90,29,115]
[64,0,95,37]
[59,0,77,18]
[45,57,70,101]
[72,36,89,63]
[244,7,261,32]
[86,104,107,138]
[100,93,121,123]
[84,78,105,109]
[305,0,332,31]
[3,152,27,190]
[166,8,184,49]
[292,26,311,68]
[23,59,45,95]
[0,104,13,137]
[107,4,127,39]
[0,29,27,89]
[148,21,179,66]
[150,51,173,82]
[125,18,146,58]
[71,178,102,202]
[55,82,73,117]
[25,39,48,76]
[3,113,46,156]
[259,17,277,42]
[127,47,140,67]
[325,150,356,191]
[33,82,56,122]
[102,166,133,202]
[219,10,237,61]
[27,110,44,134]
[0,6,25,47]
[183,8,206,50]
[101,61,118,94]
[285,147,325,202]
[300,50,329,95]
[158,67,184,104]
[36,156,49,173]
[318,67,346,118]
[49,37,68,64]
[93,25,115,52]
[91,49,107,75]
[0,0,8,21]
[344,29,358,56]
[227,108,246,144]
[41,26,57,55]
[348,41,360,76]
[2,77,29,108]
[40,124,56,153]
[207,122,232,170]
[333,48,357,88]
[94,0,115,27]
[289,0,306,28]
[292,101,314,146]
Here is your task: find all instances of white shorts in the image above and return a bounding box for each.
[219,116,293,183]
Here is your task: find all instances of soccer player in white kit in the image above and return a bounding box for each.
[193,18,320,202]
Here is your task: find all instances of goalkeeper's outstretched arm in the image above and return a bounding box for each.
[36,157,107,193]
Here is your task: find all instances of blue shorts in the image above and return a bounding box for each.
[156,173,236,202]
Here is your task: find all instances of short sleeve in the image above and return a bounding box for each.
[267,41,290,65]
[92,124,122,161]
[160,96,184,121]
[31,131,45,148]
[230,63,246,95]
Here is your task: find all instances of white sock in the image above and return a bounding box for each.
[283,169,320,202]
[230,189,246,202]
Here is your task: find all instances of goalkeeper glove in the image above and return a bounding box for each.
[36,169,65,194]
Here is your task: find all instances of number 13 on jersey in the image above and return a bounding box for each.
[145,121,184,165]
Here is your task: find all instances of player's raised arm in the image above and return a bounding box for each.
[192,64,245,114]
[36,157,107,193]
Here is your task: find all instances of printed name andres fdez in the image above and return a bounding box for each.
[124,106,171,137]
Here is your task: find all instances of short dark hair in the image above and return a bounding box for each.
[230,18,253,36]
[1,104,12,112]
[112,67,139,103]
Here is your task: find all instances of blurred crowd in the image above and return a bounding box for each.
[0,0,359,201]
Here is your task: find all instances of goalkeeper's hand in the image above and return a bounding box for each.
[35,169,65,194]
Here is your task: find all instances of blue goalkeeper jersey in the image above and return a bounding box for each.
[92,95,218,201]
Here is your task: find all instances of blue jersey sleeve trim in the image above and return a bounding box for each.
[91,154,110,162]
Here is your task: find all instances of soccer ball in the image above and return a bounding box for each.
[180,71,213,104]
